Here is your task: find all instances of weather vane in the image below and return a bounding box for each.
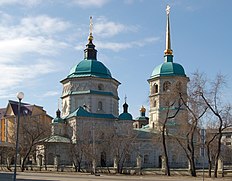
[166,5,170,15]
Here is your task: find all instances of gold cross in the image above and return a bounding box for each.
[166,5,170,15]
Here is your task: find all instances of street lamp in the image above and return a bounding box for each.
[13,92,24,181]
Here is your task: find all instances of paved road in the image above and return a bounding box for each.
[0,172,231,181]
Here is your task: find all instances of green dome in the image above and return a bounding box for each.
[151,62,186,78]
[52,109,64,124]
[119,112,133,120]
[68,59,112,78]
[52,117,64,124]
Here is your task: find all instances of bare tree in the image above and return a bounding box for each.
[205,127,219,177]
[200,74,232,177]
[176,72,207,177]
[70,141,84,172]
[185,72,232,177]
[111,121,136,174]
[19,114,51,171]
[156,83,184,176]
[0,146,14,171]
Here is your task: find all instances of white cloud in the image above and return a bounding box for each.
[41,91,60,97]
[75,37,159,52]
[0,11,13,25]
[0,14,70,99]
[0,37,67,63]
[72,0,110,8]
[94,17,138,38]
[20,15,71,35]
[0,15,71,39]
[0,14,70,62]
[0,59,58,95]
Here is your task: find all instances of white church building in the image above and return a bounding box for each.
[36,7,198,171]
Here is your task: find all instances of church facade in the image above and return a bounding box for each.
[36,8,195,171]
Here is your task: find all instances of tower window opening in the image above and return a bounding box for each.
[154,100,157,107]
[98,101,103,111]
[144,154,149,164]
[98,84,104,91]
[152,83,158,94]
[163,81,171,92]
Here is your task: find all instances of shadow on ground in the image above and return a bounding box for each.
[0,172,57,181]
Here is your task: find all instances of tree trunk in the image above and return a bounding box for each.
[214,126,222,178]
[206,144,212,177]
[162,126,170,176]
[213,134,222,178]
[189,155,196,177]
[190,139,196,177]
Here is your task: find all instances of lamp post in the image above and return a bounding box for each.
[13,92,24,181]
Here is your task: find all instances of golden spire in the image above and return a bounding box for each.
[164,5,173,55]
[88,16,93,42]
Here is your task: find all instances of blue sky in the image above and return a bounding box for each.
[0,0,231,118]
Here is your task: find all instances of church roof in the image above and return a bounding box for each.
[67,17,112,80]
[42,135,71,143]
[134,116,149,121]
[118,112,133,120]
[68,59,112,79]
[118,101,133,121]
[66,106,116,119]
[52,109,65,124]
[151,61,186,78]
[133,129,154,139]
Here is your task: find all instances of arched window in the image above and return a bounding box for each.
[152,83,158,94]
[163,81,171,92]
[98,84,104,91]
[98,101,103,111]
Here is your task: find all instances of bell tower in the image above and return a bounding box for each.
[148,5,189,130]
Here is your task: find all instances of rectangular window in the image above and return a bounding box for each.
[226,142,231,145]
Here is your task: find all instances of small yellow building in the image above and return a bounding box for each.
[0,100,52,165]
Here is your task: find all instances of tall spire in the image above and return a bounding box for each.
[84,16,97,60]
[164,5,173,62]
[88,16,93,42]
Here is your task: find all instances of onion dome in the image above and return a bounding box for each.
[119,97,133,120]
[52,109,64,123]
[140,105,146,117]
[150,5,186,79]
[68,17,112,79]
[135,105,149,121]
